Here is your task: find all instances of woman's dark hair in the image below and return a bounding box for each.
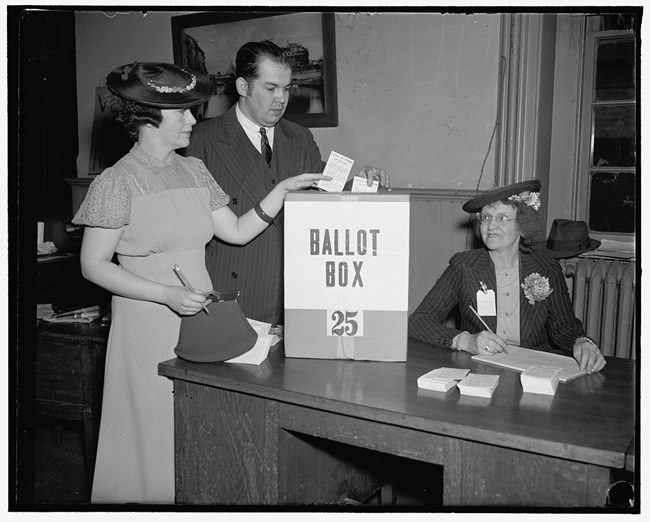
[100,84,163,141]
[236,40,291,82]
[471,199,544,254]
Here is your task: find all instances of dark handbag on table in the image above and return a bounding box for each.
[174,292,258,362]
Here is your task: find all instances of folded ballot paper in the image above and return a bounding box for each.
[316,151,354,192]
[417,367,470,392]
[520,366,562,395]
[225,318,280,365]
[457,373,500,398]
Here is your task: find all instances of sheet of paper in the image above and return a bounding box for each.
[460,373,499,389]
[37,303,53,319]
[247,318,272,335]
[581,239,635,259]
[42,313,101,323]
[520,366,562,395]
[421,367,470,381]
[457,373,499,398]
[317,151,354,192]
[592,239,635,253]
[37,222,44,245]
[522,366,563,380]
[225,333,275,365]
[472,344,586,382]
[417,367,470,392]
[350,176,379,193]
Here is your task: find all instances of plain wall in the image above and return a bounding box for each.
[75,10,501,189]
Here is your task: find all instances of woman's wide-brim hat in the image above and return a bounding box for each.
[106,62,213,108]
[462,179,542,213]
[541,219,601,259]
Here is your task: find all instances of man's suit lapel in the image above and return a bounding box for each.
[272,119,300,181]
[211,108,269,204]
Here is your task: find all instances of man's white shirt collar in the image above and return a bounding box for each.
[236,103,275,153]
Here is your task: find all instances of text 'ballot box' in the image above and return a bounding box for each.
[284,192,410,361]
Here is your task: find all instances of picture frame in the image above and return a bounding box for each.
[171,11,338,127]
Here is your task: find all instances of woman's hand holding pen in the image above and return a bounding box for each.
[465,305,508,355]
[462,331,508,355]
[163,286,211,316]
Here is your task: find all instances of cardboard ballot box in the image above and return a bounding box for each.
[284,192,410,361]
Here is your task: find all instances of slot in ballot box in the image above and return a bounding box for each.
[284,192,409,361]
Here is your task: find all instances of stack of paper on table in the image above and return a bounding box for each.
[42,305,104,323]
[520,366,562,395]
[225,318,280,365]
[457,373,499,398]
[417,367,470,392]
[472,344,586,382]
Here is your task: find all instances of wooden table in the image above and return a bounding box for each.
[158,339,636,507]
[36,321,109,488]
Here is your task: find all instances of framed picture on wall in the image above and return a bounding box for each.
[171,11,338,127]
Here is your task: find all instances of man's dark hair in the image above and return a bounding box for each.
[236,40,291,81]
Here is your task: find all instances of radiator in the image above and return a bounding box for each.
[560,258,636,359]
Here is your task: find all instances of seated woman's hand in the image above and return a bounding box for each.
[573,339,606,374]
[466,331,508,355]
[165,286,211,316]
[279,173,332,192]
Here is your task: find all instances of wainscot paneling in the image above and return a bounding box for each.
[392,189,479,313]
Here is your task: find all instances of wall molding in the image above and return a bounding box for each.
[495,13,556,227]
[391,187,479,201]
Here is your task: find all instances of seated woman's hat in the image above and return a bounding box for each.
[106,62,213,108]
[462,179,542,213]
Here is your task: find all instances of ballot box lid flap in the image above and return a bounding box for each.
[285,192,409,203]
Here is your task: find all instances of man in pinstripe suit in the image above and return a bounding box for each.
[408,180,606,374]
[187,41,389,324]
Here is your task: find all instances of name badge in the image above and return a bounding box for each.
[477,289,496,316]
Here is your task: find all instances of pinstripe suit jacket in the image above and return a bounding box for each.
[186,106,326,324]
[408,248,585,354]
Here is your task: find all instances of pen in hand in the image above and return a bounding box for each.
[469,305,507,354]
[173,265,210,315]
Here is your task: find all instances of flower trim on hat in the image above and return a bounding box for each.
[508,190,541,210]
[121,65,134,81]
[146,73,197,94]
[521,273,553,305]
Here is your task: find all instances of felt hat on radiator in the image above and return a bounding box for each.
[106,61,213,108]
[542,219,601,259]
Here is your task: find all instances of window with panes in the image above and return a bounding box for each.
[579,14,638,236]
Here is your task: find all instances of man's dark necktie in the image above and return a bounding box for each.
[260,127,272,167]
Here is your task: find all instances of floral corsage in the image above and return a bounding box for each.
[508,191,541,210]
[521,273,553,304]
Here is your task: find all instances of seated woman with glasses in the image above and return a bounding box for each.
[408,180,606,374]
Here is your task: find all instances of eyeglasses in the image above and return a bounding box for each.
[478,213,516,225]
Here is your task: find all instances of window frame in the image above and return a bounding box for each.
[575,19,637,239]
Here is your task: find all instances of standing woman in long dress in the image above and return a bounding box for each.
[72,62,327,504]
